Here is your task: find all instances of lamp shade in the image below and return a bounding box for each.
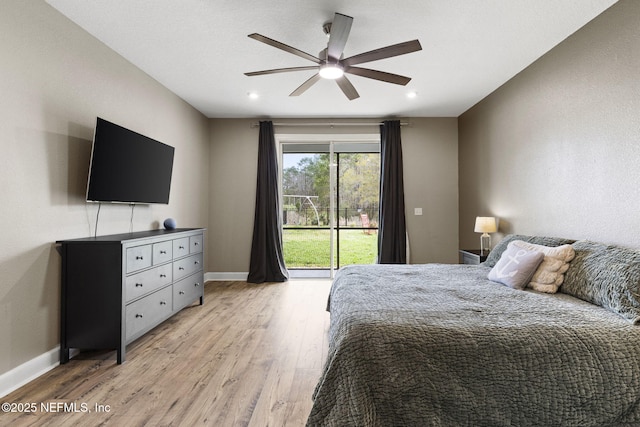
[474,216,497,233]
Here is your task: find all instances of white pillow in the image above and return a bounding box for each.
[488,242,545,290]
[511,240,575,293]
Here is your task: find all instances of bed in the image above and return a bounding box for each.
[306,236,640,427]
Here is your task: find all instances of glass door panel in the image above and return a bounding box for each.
[335,152,380,268]
[282,151,334,273]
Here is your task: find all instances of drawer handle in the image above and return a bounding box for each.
[194,242,199,246]
[160,274,167,278]
[194,261,200,265]
[135,314,143,318]
[179,246,185,249]
[160,250,167,254]
[179,291,185,295]
[160,301,167,305]
[136,256,144,260]
[135,283,143,287]
[179,267,185,271]
[194,283,200,287]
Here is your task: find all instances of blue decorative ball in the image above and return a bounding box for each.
[163,218,176,230]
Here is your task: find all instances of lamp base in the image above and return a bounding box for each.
[480,233,492,255]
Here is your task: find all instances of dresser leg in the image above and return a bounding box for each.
[60,347,70,364]
[117,348,125,364]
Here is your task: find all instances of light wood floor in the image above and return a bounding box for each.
[2,280,331,426]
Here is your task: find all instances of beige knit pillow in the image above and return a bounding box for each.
[511,240,575,293]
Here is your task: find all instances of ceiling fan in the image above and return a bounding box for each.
[244,12,422,100]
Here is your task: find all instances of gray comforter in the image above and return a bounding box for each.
[306,264,640,427]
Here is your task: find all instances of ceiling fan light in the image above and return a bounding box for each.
[319,64,344,79]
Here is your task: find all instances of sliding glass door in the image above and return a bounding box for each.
[280,139,380,278]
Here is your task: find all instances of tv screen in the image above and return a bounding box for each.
[86,117,175,204]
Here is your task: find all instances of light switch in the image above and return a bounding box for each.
[414,208,423,216]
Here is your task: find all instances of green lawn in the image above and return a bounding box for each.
[283,228,378,268]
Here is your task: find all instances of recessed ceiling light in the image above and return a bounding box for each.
[406,91,418,99]
[247,92,259,99]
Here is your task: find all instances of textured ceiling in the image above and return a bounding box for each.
[46,0,617,118]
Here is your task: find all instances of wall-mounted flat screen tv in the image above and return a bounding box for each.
[86,117,175,204]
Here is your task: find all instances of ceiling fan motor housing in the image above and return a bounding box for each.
[323,22,332,36]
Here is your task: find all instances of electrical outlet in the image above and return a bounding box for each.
[414,208,423,216]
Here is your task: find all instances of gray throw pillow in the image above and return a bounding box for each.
[562,240,640,323]
[488,242,545,290]
[483,234,576,268]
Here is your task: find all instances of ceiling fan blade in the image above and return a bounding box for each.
[326,13,353,61]
[344,66,411,85]
[342,39,422,66]
[245,66,319,76]
[336,76,360,100]
[290,73,322,96]
[248,33,321,64]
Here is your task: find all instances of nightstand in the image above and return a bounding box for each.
[459,249,489,265]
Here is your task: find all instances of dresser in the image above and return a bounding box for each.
[57,228,205,364]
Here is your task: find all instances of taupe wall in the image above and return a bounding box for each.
[0,1,210,377]
[208,117,458,273]
[402,118,459,263]
[208,119,258,273]
[459,0,639,249]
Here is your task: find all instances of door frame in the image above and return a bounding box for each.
[276,133,380,278]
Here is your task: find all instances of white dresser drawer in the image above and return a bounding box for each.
[125,264,172,302]
[152,240,173,265]
[173,273,204,311]
[125,286,173,342]
[173,253,203,281]
[126,244,152,273]
[190,234,203,254]
[173,237,190,259]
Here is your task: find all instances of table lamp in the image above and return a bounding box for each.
[474,216,497,255]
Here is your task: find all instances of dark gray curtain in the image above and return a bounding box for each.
[378,120,407,264]
[247,121,289,283]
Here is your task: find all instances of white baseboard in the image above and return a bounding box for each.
[205,272,248,282]
[0,347,60,398]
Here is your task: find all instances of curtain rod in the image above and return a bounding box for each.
[250,121,410,128]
